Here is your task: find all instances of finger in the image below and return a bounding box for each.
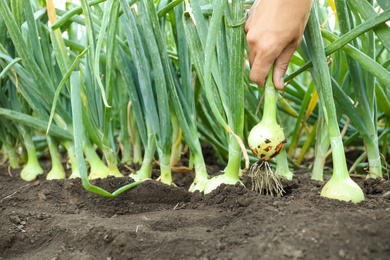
[246,32,257,66]
[250,53,275,87]
[248,46,256,67]
[244,14,252,33]
[245,0,261,33]
[272,42,298,89]
[246,0,261,19]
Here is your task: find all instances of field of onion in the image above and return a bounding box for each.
[0,0,389,259]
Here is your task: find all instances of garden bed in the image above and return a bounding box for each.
[1,157,389,260]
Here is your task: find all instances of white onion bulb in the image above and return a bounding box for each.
[248,121,286,161]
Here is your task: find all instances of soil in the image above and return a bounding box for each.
[1,148,390,260]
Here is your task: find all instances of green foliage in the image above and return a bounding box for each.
[0,0,388,202]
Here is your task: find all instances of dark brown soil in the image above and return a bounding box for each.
[1,156,389,260]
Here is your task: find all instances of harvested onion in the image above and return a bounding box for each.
[247,68,286,196]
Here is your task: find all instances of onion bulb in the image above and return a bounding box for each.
[248,67,286,162]
[248,120,286,161]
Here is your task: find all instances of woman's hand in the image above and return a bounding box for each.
[245,0,312,89]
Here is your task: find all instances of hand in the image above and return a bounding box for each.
[245,0,312,89]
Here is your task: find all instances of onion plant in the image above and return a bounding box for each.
[120,0,173,184]
[184,0,249,194]
[0,0,388,203]
[304,1,365,203]
[0,0,79,181]
[248,68,287,196]
[334,0,381,179]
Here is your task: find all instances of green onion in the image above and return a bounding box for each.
[306,1,364,203]
[19,127,44,181]
[185,0,249,194]
[275,149,293,181]
[334,0,381,179]
[0,0,387,203]
[142,0,211,192]
[311,117,329,181]
[247,68,286,196]
[45,136,66,180]
[248,71,286,162]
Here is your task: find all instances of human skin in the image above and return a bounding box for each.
[245,0,313,89]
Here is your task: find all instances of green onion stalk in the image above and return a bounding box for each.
[129,106,143,166]
[0,100,19,170]
[46,135,66,180]
[320,29,389,177]
[65,142,81,179]
[335,0,382,179]
[214,0,247,192]
[47,32,87,180]
[100,1,126,179]
[153,4,210,192]
[73,71,122,180]
[0,140,19,170]
[140,0,174,186]
[275,149,293,181]
[156,150,173,185]
[83,139,112,180]
[0,53,77,181]
[184,0,249,194]
[200,0,236,194]
[169,2,192,169]
[248,69,287,196]
[101,146,125,178]
[116,81,132,165]
[0,55,45,180]
[69,71,144,197]
[118,111,133,165]
[170,110,183,167]
[19,127,44,181]
[115,47,146,168]
[0,0,85,181]
[306,1,364,203]
[0,67,44,180]
[311,112,330,181]
[51,60,118,181]
[130,121,156,182]
[286,81,316,159]
[183,1,222,192]
[81,0,124,179]
[349,0,390,166]
[119,0,173,185]
[142,0,211,190]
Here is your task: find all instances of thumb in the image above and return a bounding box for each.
[273,43,297,90]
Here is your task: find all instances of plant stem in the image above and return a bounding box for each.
[312,116,329,181]
[101,145,124,178]
[306,1,364,203]
[131,121,156,182]
[85,141,109,180]
[64,141,81,179]
[262,73,278,125]
[335,0,381,178]
[275,149,293,181]
[158,153,172,185]
[46,135,66,180]
[2,142,19,169]
[20,129,43,181]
